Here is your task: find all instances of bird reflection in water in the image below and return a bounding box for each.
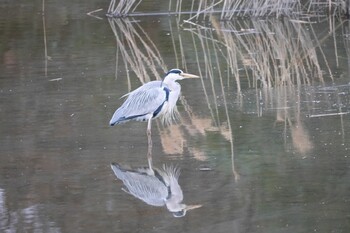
[110,162,201,217]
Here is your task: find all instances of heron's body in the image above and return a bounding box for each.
[109,80,179,126]
[111,163,196,217]
[109,69,199,127]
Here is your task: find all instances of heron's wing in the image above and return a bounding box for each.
[120,81,163,98]
[110,81,167,124]
[111,163,169,206]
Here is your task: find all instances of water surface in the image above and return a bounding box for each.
[1,1,350,233]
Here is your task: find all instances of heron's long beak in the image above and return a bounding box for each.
[185,204,202,211]
[181,73,200,79]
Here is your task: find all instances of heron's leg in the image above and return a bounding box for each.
[147,156,153,172]
[147,118,153,170]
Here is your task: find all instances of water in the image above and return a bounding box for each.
[1,1,350,232]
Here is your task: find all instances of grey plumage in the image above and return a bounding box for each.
[109,69,199,127]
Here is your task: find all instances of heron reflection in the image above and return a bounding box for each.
[110,162,201,217]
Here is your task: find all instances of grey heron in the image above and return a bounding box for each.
[110,162,201,217]
[109,68,199,128]
[109,69,199,167]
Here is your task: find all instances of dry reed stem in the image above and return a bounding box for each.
[108,0,143,16]
[108,18,167,87]
[106,0,347,18]
[182,17,334,126]
[182,21,240,180]
[42,0,48,77]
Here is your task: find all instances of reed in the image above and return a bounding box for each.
[42,0,48,77]
[192,0,347,19]
[184,19,325,157]
[181,14,350,156]
[184,16,334,93]
[106,0,348,18]
[108,18,167,86]
[107,0,142,17]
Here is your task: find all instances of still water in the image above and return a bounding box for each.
[1,0,350,232]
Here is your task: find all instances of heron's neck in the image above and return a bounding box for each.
[165,200,184,212]
[163,79,180,91]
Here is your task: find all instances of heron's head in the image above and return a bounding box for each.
[167,203,202,218]
[164,69,199,82]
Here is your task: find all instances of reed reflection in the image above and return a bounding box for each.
[110,161,201,217]
[182,16,349,157]
[108,18,167,85]
[273,85,314,154]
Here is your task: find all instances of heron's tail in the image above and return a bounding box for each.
[110,107,146,126]
[109,108,128,126]
[109,111,121,126]
[110,163,125,178]
[111,163,151,179]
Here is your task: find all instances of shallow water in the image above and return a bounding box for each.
[1,1,350,233]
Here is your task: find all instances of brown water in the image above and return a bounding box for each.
[1,1,350,233]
